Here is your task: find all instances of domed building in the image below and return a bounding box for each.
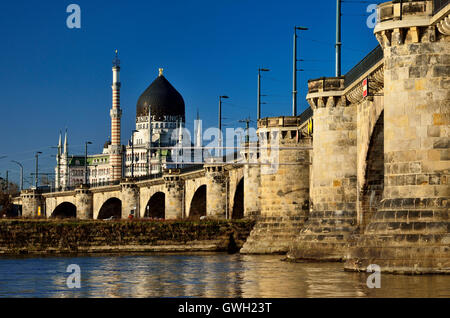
[55,64,198,189]
[123,68,190,177]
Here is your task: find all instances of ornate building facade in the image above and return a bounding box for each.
[55,55,195,189]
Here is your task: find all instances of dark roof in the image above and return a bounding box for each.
[136,74,185,121]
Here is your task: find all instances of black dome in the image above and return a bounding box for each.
[136,71,185,121]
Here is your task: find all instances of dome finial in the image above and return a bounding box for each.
[159,68,163,77]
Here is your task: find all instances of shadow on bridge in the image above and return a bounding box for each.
[189,185,206,220]
[98,198,122,220]
[144,192,165,219]
[232,178,244,219]
[51,202,77,219]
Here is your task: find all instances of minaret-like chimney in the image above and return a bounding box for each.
[64,129,68,156]
[110,49,123,181]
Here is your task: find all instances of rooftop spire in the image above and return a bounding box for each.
[64,129,68,155]
[159,68,164,77]
[58,130,62,156]
[113,49,120,67]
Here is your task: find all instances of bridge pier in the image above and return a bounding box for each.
[241,117,311,254]
[205,165,227,219]
[243,142,261,218]
[164,173,184,220]
[75,185,93,220]
[121,181,139,219]
[21,189,45,218]
[288,87,359,261]
[345,2,450,274]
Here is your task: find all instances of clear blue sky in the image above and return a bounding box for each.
[0,0,380,187]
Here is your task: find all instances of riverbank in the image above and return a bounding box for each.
[0,219,255,255]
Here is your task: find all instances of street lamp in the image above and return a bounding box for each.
[257,68,270,120]
[218,96,229,158]
[293,26,308,116]
[131,130,138,178]
[35,152,42,189]
[336,0,342,77]
[84,142,92,185]
[11,160,23,191]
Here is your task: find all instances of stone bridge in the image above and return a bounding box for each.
[20,164,247,222]
[15,0,449,274]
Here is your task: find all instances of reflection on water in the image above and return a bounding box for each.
[0,253,448,298]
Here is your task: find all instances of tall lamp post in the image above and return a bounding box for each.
[257,68,270,120]
[293,26,308,116]
[147,105,152,176]
[84,141,92,185]
[11,160,23,191]
[336,0,342,77]
[35,151,42,189]
[218,95,229,158]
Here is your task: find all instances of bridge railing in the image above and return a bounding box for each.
[344,45,384,87]
[88,180,121,188]
[433,0,449,14]
[299,107,313,125]
[38,186,76,194]
[178,164,205,174]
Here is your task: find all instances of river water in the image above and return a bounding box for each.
[0,253,448,298]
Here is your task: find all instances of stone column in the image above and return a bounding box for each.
[120,181,139,219]
[75,185,93,220]
[345,1,450,273]
[21,189,45,218]
[205,165,227,219]
[164,174,183,220]
[241,116,311,254]
[288,77,359,261]
[243,142,261,218]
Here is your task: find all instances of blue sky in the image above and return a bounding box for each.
[0,0,381,187]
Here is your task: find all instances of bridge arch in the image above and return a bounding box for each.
[144,192,165,219]
[51,202,77,219]
[98,197,122,220]
[231,177,244,219]
[360,111,384,231]
[188,185,206,219]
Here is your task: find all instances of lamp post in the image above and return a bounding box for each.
[293,26,308,116]
[147,105,152,176]
[131,130,138,178]
[11,160,23,191]
[35,152,42,189]
[84,142,92,185]
[336,0,342,77]
[218,95,229,158]
[257,68,270,120]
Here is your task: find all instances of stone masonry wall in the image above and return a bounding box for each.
[241,121,311,254]
[288,101,359,261]
[345,23,450,274]
[0,219,255,255]
[206,166,227,218]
